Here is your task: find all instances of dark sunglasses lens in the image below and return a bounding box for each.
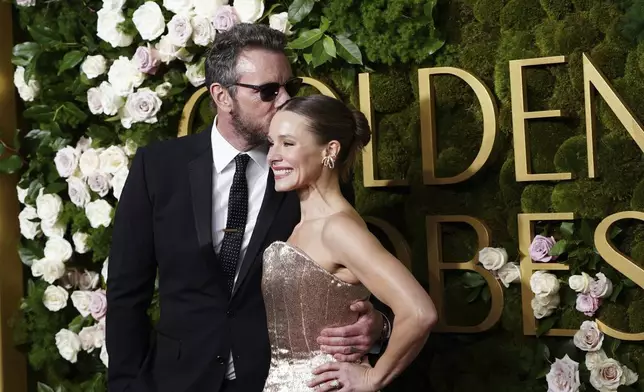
[259,83,281,101]
[285,78,303,97]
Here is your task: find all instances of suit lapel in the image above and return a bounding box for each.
[232,172,285,297]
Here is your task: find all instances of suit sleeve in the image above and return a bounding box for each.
[106,147,157,391]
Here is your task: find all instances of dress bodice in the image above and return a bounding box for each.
[261,241,371,391]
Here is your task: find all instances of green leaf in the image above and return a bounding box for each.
[26,180,43,203]
[12,42,41,67]
[0,143,5,156]
[535,365,550,379]
[580,219,595,246]
[536,314,559,337]
[340,68,356,92]
[549,239,569,257]
[609,225,623,239]
[322,35,336,58]
[55,386,68,392]
[24,106,56,123]
[462,271,486,288]
[542,344,551,361]
[19,243,43,266]
[303,52,313,64]
[0,155,23,174]
[44,182,67,195]
[68,315,86,334]
[257,3,283,23]
[288,0,315,24]
[50,137,71,152]
[37,383,55,392]
[58,50,86,75]
[623,278,636,288]
[61,102,88,123]
[28,25,62,46]
[288,28,324,50]
[609,281,623,302]
[424,0,438,17]
[320,16,330,33]
[610,337,621,356]
[311,39,331,67]
[560,222,575,238]
[335,34,363,65]
[481,285,490,303]
[466,286,483,303]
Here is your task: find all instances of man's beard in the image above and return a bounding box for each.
[231,107,268,149]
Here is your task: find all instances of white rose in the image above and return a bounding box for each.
[85,199,113,228]
[78,270,100,290]
[163,0,192,14]
[478,247,508,271]
[191,15,216,47]
[41,219,66,238]
[99,145,128,174]
[233,0,264,23]
[121,88,163,129]
[185,61,206,87]
[133,1,166,41]
[81,55,107,79]
[107,56,145,97]
[269,12,293,35]
[124,139,138,156]
[34,258,66,284]
[167,14,193,47]
[79,148,102,176]
[76,136,93,153]
[497,262,520,288]
[111,167,129,200]
[44,237,73,263]
[17,185,28,204]
[36,190,63,224]
[93,322,106,348]
[155,82,172,98]
[14,66,40,102]
[589,356,637,391]
[96,8,134,48]
[87,172,112,197]
[193,0,227,18]
[55,329,82,363]
[101,258,109,283]
[87,87,104,115]
[546,355,581,392]
[43,285,69,312]
[530,270,560,298]
[16,0,36,7]
[590,272,613,299]
[54,146,80,178]
[568,272,593,294]
[19,206,41,240]
[79,325,99,352]
[155,35,180,64]
[102,0,125,10]
[67,176,91,208]
[531,293,560,319]
[72,232,90,254]
[99,81,125,116]
[573,321,604,352]
[100,344,109,368]
[71,290,93,317]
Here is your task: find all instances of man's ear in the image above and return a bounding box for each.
[210,83,233,113]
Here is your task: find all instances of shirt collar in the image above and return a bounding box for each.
[211,116,268,174]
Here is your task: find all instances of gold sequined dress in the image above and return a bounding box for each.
[261,241,371,392]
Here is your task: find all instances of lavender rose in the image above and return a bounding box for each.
[546,355,581,392]
[529,234,558,262]
[90,289,108,321]
[576,293,600,317]
[213,5,240,32]
[133,45,161,75]
[573,321,604,352]
[589,272,613,299]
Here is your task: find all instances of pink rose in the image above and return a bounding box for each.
[529,235,558,262]
[89,289,107,321]
[213,5,240,32]
[133,45,161,75]
[576,293,600,317]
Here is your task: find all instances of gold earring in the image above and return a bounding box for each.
[322,155,335,169]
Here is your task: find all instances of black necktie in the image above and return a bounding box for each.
[219,154,251,294]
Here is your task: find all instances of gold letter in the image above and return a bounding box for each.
[426,216,503,333]
[510,56,571,182]
[518,213,576,337]
[364,216,412,271]
[584,54,644,178]
[177,77,337,138]
[418,68,497,185]
[594,211,644,340]
[358,73,409,188]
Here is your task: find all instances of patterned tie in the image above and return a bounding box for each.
[219,154,251,294]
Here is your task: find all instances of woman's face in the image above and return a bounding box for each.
[267,111,326,192]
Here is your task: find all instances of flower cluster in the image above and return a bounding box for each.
[569,272,613,317]
[477,247,521,288]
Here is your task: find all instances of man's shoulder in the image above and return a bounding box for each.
[141,129,211,163]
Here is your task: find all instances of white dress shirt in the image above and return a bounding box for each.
[210,118,269,379]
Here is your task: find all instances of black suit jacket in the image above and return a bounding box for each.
[106,127,355,392]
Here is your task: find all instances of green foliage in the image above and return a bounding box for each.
[521,184,554,212]
[369,71,413,113]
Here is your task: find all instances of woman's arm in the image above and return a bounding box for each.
[317,213,437,390]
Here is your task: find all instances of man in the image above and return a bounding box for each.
[106,23,389,392]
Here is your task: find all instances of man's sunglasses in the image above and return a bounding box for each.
[230,77,303,102]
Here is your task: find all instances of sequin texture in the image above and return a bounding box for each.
[261,241,371,391]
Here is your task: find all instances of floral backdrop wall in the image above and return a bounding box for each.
[3,0,644,391]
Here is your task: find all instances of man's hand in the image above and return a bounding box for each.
[317,300,384,362]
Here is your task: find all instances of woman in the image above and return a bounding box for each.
[261,94,437,392]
